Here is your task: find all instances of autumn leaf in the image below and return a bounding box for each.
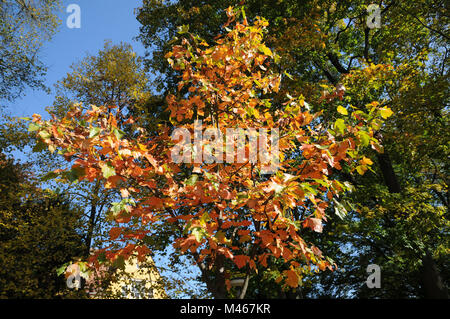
[361,156,373,165]
[120,188,130,198]
[109,227,121,240]
[380,107,393,119]
[285,269,299,288]
[334,118,346,135]
[101,163,116,179]
[337,105,348,115]
[303,218,323,233]
[234,255,250,269]
[89,127,101,138]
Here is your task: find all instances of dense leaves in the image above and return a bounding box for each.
[30,8,392,297]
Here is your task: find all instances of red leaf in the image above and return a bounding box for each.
[234,255,250,269]
[109,227,121,240]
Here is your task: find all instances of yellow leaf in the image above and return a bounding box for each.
[361,156,373,165]
[380,107,393,119]
[337,106,348,115]
[356,165,366,175]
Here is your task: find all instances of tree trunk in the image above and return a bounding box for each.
[376,152,401,193]
[421,250,449,299]
[85,203,97,257]
[377,151,448,298]
[199,254,227,299]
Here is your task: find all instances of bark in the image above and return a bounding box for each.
[85,203,97,257]
[202,254,227,299]
[84,181,101,257]
[238,274,250,299]
[376,152,402,193]
[421,250,449,299]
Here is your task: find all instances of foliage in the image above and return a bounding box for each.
[30,8,392,298]
[0,0,62,102]
[0,152,87,298]
[135,0,449,298]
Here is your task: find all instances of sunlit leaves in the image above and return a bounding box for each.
[29,7,393,292]
[89,127,101,138]
[101,163,116,179]
[380,107,393,119]
[334,118,346,135]
[337,105,348,115]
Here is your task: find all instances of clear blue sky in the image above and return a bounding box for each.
[6,0,145,118]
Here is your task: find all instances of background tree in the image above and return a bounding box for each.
[35,41,152,257]
[0,152,87,298]
[0,0,62,103]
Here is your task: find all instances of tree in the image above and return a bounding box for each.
[30,8,392,298]
[136,0,449,298]
[0,152,87,298]
[0,0,62,102]
[37,42,152,257]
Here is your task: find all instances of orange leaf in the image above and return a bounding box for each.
[109,227,121,240]
[285,269,299,288]
[234,255,250,269]
[221,221,233,229]
[303,218,323,233]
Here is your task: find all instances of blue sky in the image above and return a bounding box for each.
[6,0,145,118]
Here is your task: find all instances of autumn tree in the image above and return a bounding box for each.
[136,0,449,298]
[34,42,152,257]
[30,8,392,298]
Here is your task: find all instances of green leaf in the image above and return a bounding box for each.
[185,174,199,186]
[41,171,59,182]
[28,123,40,132]
[192,227,205,242]
[101,163,116,179]
[357,131,370,147]
[334,118,346,135]
[314,144,330,150]
[56,263,69,276]
[113,255,125,270]
[284,70,294,80]
[333,199,348,219]
[66,166,85,182]
[177,24,189,34]
[301,183,318,196]
[38,130,51,140]
[32,140,47,152]
[89,127,101,138]
[113,128,125,140]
